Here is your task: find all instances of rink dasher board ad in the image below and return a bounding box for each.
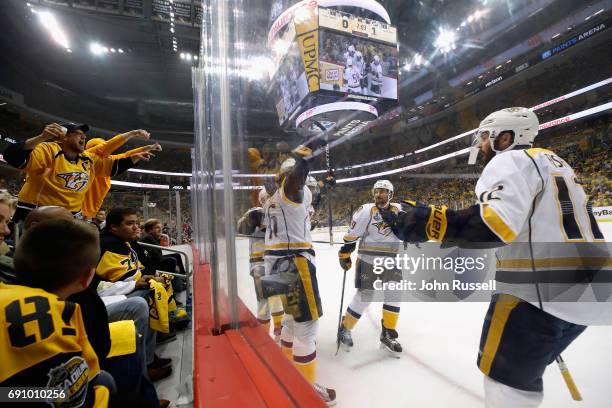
[269,4,399,134]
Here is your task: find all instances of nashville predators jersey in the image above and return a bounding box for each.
[95,233,143,295]
[344,203,402,258]
[0,283,105,407]
[476,148,610,325]
[81,175,111,219]
[82,145,144,219]
[264,180,313,258]
[16,142,115,213]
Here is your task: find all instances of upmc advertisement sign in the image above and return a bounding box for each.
[541,21,607,60]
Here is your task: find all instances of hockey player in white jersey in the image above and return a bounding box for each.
[337,180,404,356]
[344,44,356,64]
[237,189,284,341]
[369,55,383,96]
[354,51,367,94]
[344,59,362,94]
[262,149,336,405]
[382,107,610,407]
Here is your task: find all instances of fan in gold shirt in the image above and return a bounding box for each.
[2,122,154,222]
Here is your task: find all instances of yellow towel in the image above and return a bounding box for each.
[107,320,136,358]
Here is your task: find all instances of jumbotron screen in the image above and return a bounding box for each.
[318,8,398,100]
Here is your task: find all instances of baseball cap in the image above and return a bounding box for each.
[60,122,90,134]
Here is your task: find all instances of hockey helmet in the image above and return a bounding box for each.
[347,58,353,67]
[275,157,296,183]
[372,179,393,206]
[469,107,539,164]
[348,45,356,54]
[356,51,363,60]
[373,55,380,64]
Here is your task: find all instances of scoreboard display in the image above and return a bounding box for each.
[268,3,399,134]
[319,8,397,45]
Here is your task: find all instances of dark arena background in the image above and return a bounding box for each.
[0,0,610,407]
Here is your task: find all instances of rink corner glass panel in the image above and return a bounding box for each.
[192,0,403,331]
[192,0,611,401]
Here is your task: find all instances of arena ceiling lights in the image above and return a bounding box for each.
[433,28,456,54]
[28,3,71,52]
[89,42,125,56]
[169,0,178,53]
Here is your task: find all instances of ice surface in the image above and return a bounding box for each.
[235,225,612,407]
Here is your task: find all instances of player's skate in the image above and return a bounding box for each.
[337,323,353,351]
[380,320,402,358]
[313,383,337,406]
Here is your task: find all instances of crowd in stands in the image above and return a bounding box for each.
[0,122,192,407]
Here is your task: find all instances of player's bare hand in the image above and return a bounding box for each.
[40,123,65,141]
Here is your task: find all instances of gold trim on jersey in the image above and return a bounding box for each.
[343,234,359,242]
[496,257,612,270]
[526,147,555,158]
[265,242,313,250]
[357,245,399,254]
[295,257,319,320]
[280,178,301,207]
[93,385,110,408]
[479,294,520,375]
[481,204,517,243]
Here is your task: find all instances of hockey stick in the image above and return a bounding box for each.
[311,121,335,247]
[335,268,348,356]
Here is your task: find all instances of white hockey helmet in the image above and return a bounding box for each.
[347,58,353,67]
[372,179,393,206]
[468,107,539,164]
[258,188,269,206]
[356,51,363,59]
[276,157,296,182]
[348,45,356,54]
[373,55,380,64]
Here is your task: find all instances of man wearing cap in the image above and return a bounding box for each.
[3,122,152,221]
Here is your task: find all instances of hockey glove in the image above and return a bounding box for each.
[317,174,336,195]
[383,200,448,243]
[338,242,356,271]
[292,144,313,157]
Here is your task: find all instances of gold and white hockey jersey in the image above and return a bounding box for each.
[264,181,313,260]
[344,203,402,262]
[0,283,108,407]
[476,148,611,325]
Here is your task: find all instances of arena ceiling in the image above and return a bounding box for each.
[0,0,595,145]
